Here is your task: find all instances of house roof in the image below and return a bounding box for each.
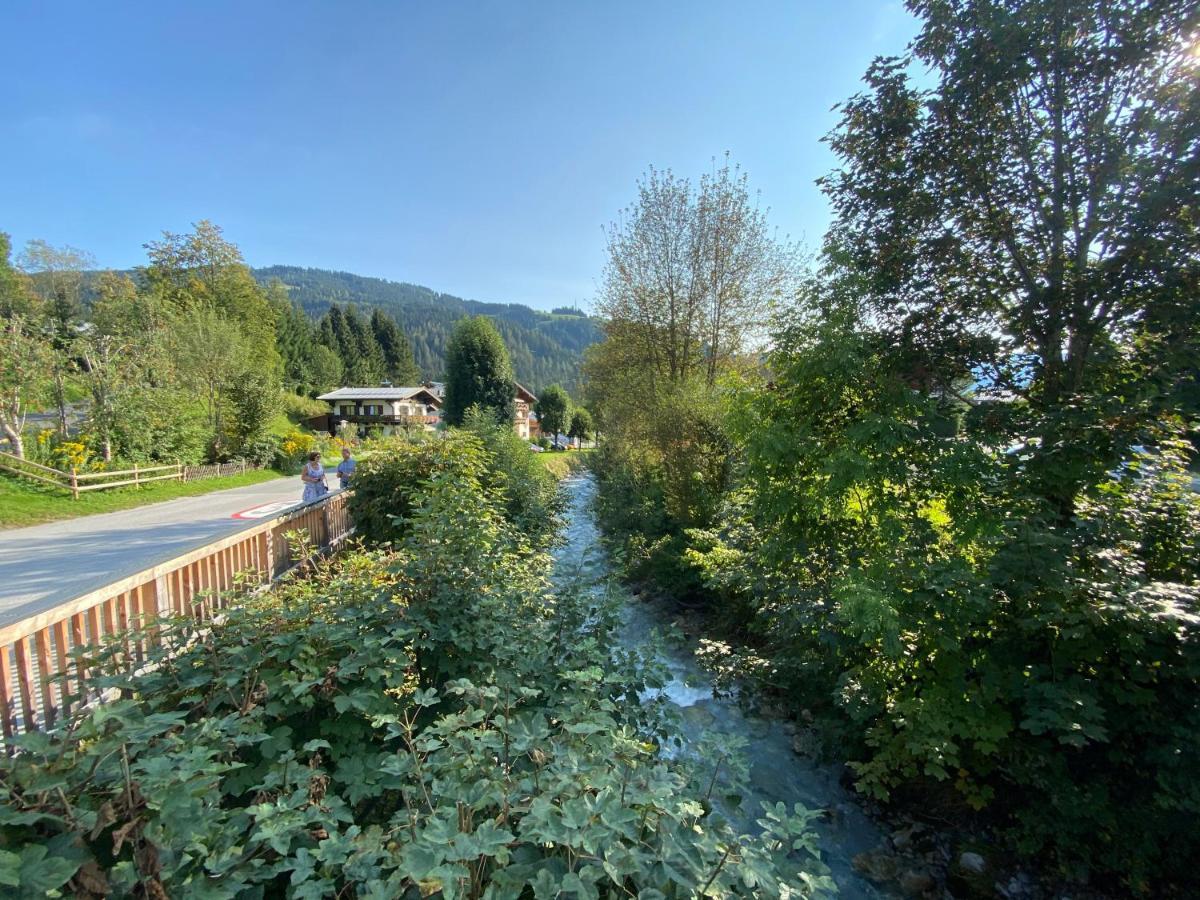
[515,382,537,404]
[318,387,442,405]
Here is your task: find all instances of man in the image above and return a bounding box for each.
[335,446,356,490]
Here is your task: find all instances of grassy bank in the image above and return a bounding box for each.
[535,448,593,479]
[0,468,284,529]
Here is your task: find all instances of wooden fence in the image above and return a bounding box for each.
[0,490,354,738]
[0,451,263,499]
[183,459,261,482]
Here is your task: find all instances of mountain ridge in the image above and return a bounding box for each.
[254,265,599,393]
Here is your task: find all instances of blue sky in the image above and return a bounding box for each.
[1,2,919,311]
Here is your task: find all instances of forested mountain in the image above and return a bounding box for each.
[254,266,600,392]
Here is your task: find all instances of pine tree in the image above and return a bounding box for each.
[343,305,385,385]
[268,280,320,394]
[371,308,421,385]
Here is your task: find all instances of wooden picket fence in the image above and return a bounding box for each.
[0,490,354,738]
[0,450,263,499]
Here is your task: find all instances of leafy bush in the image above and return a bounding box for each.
[348,432,486,545]
[590,444,711,604]
[0,451,831,898]
[240,434,281,468]
[277,427,317,471]
[279,392,331,422]
[462,409,563,547]
[682,309,1200,889]
[351,428,562,550]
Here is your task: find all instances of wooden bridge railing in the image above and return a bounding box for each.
[0,490,354,738]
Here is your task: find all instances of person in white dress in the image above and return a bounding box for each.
[300,451,328,503]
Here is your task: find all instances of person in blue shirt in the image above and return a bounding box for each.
[335,446,357,490]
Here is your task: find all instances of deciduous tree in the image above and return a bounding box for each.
[142,220,280,373]
[78,272,150,461]
[597,158,800,388]
[535,384,571,440]
[18,240,94,437]
[822,0,1200,515]
[568,407,594,442]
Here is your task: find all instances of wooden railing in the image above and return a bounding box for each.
[182,460,263,482]
[0,490,354,737]
[0,451,183,498]
[0,451,264,498]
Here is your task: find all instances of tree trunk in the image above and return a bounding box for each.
[53,368,69,438]
[1,420,24,459]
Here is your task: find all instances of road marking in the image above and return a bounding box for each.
[232,500,298,520]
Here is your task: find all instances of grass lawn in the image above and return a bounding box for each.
[0,468,285,530]
[535,448,593,479]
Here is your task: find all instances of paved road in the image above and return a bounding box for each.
[0,475,308,626]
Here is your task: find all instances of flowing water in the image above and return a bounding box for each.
[552,474,895,898]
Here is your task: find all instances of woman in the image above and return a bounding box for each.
[300,451,328,503]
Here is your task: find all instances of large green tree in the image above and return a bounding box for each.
[267,279,320,395]
[78,272,152,461]
[442,316,516,426]
[535,384,571,439]
[597,158,800,388]
[823,0,1200,516]
[142,221,280,374]
[171,307,259,458]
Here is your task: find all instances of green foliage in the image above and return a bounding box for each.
[0,232,35,317]
[141,220,279,373]
[0,454,831,898]
[536,384,571,438]
[568,408,593,441]
[350,427,561,551]
[279,392,331,423]
[224,370,278,455]
[0,222,305,464]
[821,0,1200,518]
[348,432,484,545]
[0,311,53,459]
[685,305,1200,888]
[312,303,422,389]
[442,316,516,427]
[269,280,338,397]
[462,409,564,547]
[585,4,1200,890]
[370,307,421,385]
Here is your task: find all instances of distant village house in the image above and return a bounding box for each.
[313,382,539,440]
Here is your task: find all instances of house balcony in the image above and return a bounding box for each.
[334,414,441,426]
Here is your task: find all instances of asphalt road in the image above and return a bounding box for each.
[0,475,309,626]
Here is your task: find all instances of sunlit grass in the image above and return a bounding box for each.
[0,468,285,529]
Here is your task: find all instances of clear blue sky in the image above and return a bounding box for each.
[1,1,918,311]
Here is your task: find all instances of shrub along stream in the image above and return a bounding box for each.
[0,430,834,898]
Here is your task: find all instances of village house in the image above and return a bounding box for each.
[314,382,539,440]
[513,383,537,440]
[316,386,443,437]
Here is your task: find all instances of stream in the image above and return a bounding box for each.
[551,474,896,898]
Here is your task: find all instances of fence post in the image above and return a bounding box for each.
[177,459,184,483]
[69,466,79,500]
[133,461,140,489]
[241,458,246,476]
